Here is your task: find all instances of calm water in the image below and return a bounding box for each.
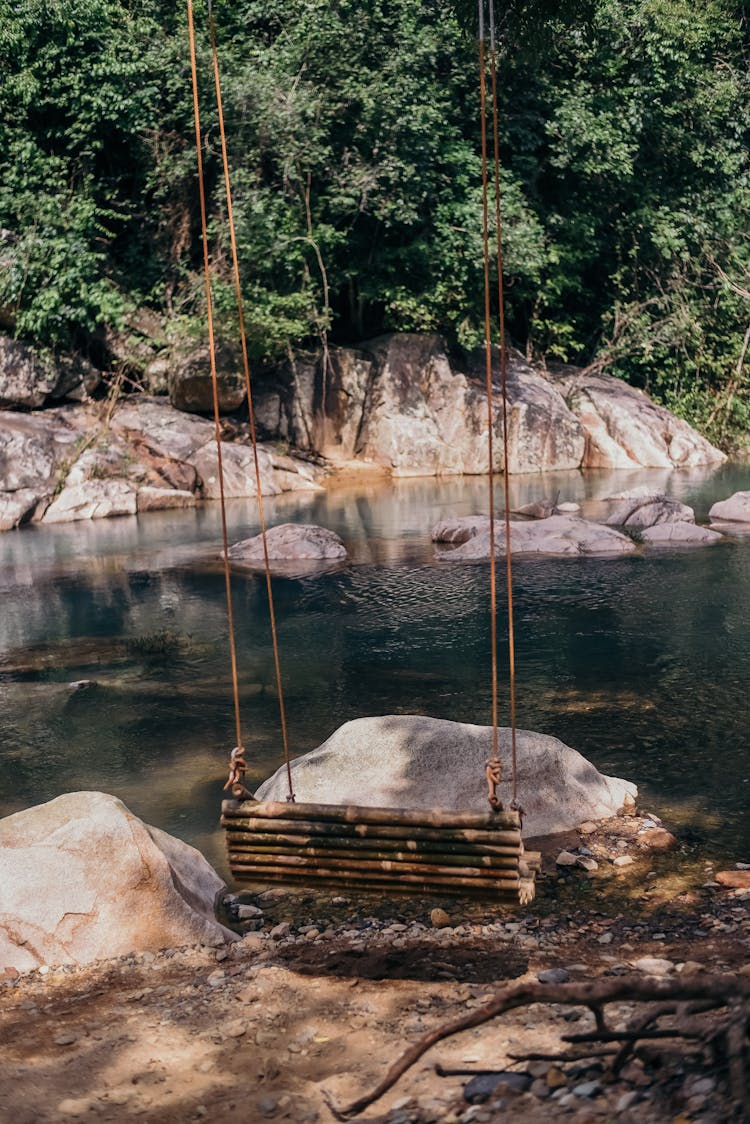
[2,462,750,875]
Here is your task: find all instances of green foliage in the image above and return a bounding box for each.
[1,0,749,446]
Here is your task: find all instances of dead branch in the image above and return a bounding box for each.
[323,976,750,1121]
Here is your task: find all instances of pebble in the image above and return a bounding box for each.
[572,1081,601,1098]
[597,931,613,944]
[555,851,578,866]
[679,961,705,974]
[206,969,225,986]
[430,908,452,929]
[269,922,291,939]
[237,904,263,920]
[613,855,634,867]
[57,1098,91,1116]
[578,821,598,835]
[224,1019,246,1038]
[256,1095,278,1117]
[537,967,570,984]
[615,1091,639,1112]
[632,956,674,975]
[54,1033,78,1046]
[546,1067,568,1090]
[576,856,599,872]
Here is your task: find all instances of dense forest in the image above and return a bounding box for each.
[1,0,749,445]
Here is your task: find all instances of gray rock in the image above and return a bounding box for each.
[0,408,80,493]
[555,370,726,469]
[43,479,138,523]
[641,522,724,547]
[555,851,579,866]
[0,488,41,531]
[435,515,636,559]
[0,791,235,971]
[228,523,347,565]
[600,492,695,528]
[432,515,490,544]
[537,968,570,984]
[256,715,637,839]
[709,491,750,523]
[168,342,245,415]
[0,337,99,408]
[136,486,196,512]
[632,956,674,975]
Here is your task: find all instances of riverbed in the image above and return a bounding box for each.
[1,463,749,873]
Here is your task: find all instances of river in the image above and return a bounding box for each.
[1,462,749,874]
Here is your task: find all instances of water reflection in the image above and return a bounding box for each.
[2,462,750,874]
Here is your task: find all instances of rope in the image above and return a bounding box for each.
[209,12,296,802]
[186,0,243,754]
[479,2,501,809]
[488,0,519,804]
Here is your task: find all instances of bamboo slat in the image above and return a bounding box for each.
[228,868,528,900]
[221,815,522,848]
[229,861,520,892]
[222,799,522,832]
[224,831,521,858]
[227,844,521,869]
[228,850,521,879]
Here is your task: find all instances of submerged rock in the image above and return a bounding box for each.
[600,491,695,529]
[0,791,235,971]
[434,514,636,558]
[256,714,637,838]
[228,523,347,564]
[641,522,724,547]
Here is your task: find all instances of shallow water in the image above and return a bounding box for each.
[2,462,750,875]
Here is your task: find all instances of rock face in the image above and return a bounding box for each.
[0,397,322,530]
[168,343,245,415]
[256,715,637,839]
[709,491,750,523]
[553,370,726,470]
[434,514,636,557]
[0,791,235,971]
[0,336,99,409]
[228,523,348,564]
[253,333,724,476]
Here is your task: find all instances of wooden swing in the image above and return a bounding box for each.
[187,0,539,904]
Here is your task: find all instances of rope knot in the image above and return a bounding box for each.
[485,758,503,811]
[223,745,254,800]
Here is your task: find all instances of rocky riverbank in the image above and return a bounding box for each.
[0,332,728,533]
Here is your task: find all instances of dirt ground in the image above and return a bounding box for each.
[2,888,749,1124]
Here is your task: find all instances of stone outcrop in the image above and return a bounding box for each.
[256,715,637,839]
[709,491,750,523]
[0,791,235,971]
[433,514,636,557]
[0,337,100,409]
[228,523,348,565]
[0,397,322,530]
[552,370,726,470]
[253,334,724,477]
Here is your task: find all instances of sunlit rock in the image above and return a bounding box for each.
[709,491,750,523]
[0,791,235,971]
[228,523,347,565]
[256,714,637,839]
[434,514,636,557]
[641,523,724,547]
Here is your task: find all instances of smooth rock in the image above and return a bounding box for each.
[600,492,694,528]
[256,716,637,839]
[136,486,196,512]
[43,479,138,523]
[228,523,347,564]
[715,870,750,889]
[556,851,579,866]
[709,491,750,523]
[555,370,725,469]
[0,487,40,530]
[638,828,677,852]
[641,522,724,547]
[576,855,599,872]
[632,956,674,975]
[537,967,570,984]
[168,342,245,414]
[0,791,235,971]
[432,515,490,545]
[613,855,634,867]
[430,908,452,929]
[435,515,636,559]
[237,904,263,920]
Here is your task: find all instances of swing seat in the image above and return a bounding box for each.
[221,798,539,904]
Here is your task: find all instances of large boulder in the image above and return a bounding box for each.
[43,479,138,524]
[228,523,347,564]
[0,337,99,409]
[434,514,636,557]
[256,715,636,839]
[599,490,695,529]
[0,791,235,971]
[709,491,750,523]
[555,370,726,469]
[168,343,245,415]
